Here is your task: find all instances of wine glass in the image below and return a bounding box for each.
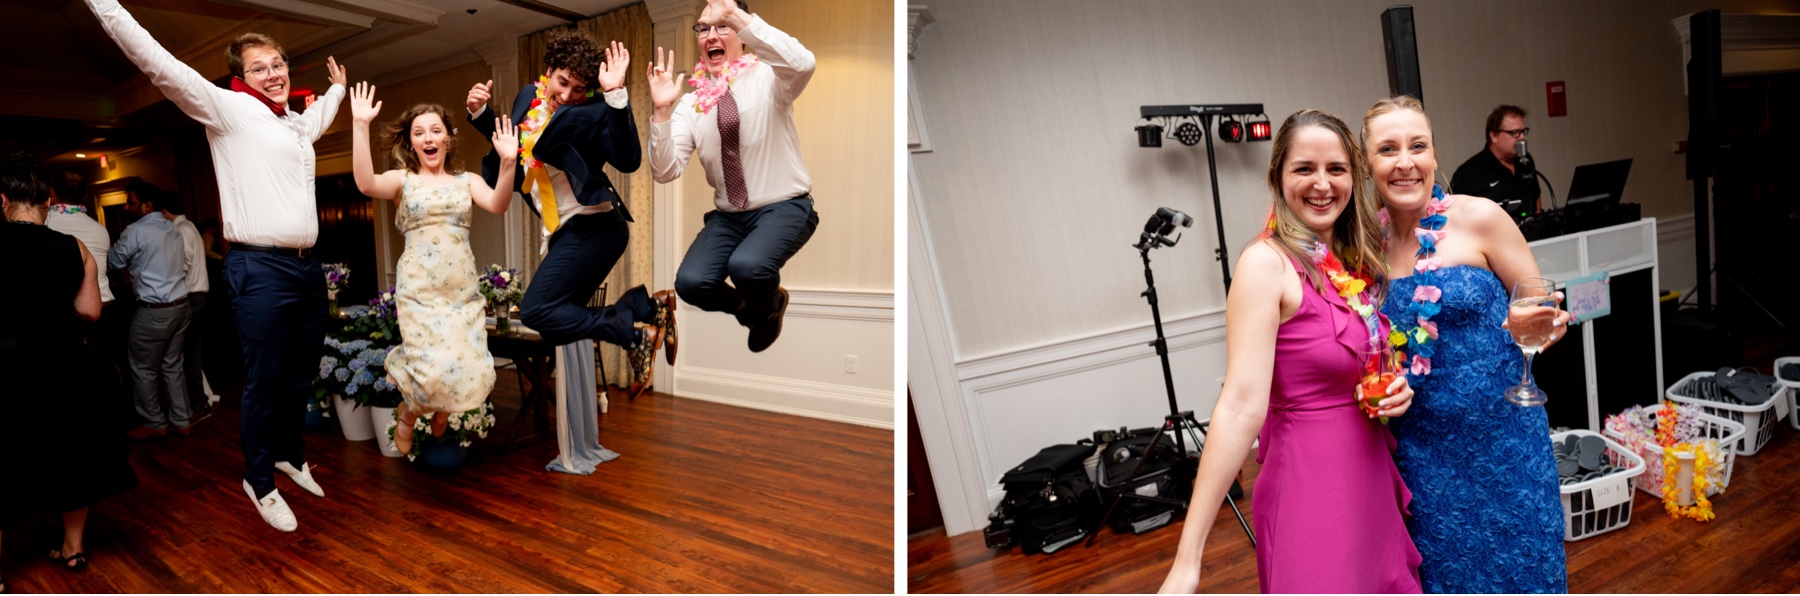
[1505,277,1559,406]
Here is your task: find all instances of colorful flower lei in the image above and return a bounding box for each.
[1306,241,1394,418]
[688,53,759,114]
[49,204,87,215]
[1382,184,1451,378]
[519,76,559,170]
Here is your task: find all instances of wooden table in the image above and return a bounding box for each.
[486,323,555,452]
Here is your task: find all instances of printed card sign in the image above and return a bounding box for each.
[1566,271,1611,324]
[1777,386,1791,422]
[1590,474,1631,510]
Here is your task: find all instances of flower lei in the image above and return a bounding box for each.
[1381,184,1451,377]
[49,204,87,215]
[518,76,560,170]
[1306,241,1395,418]
[688,54,759,114]
[1651,401,1718,522]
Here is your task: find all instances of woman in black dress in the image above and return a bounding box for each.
[0,152,138,591]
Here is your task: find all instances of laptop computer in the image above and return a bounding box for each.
[1564,159,1633,210]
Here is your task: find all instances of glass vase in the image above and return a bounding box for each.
[327,289,340,318]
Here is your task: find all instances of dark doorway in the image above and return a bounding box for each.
[314,174,380,305]
[908,392,945,535]
[1712,71,1800,327]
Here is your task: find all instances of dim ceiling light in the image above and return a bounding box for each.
[76,153,87,158]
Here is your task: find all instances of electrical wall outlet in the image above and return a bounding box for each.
[845,355,858,374]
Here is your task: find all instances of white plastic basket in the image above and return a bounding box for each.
[1550,430,1645,542]
[1666,371,1780,455]
[1603,404,1746,505]
[1774,356,1800,431]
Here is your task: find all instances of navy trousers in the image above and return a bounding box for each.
[675,197,819,327]
[224,250,324,497]
[520,211,650,347]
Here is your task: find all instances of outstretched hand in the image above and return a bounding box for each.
[349,81,381,124]
[598,41,629,93]
[326,56,347,88]
[466,79,493,115]
[646,46,686,111]
[492,114,520,163]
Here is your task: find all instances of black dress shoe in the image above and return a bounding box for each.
[747,287,789,353]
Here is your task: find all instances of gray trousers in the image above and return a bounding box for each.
[128,302,192,429]
[184,292,209,410]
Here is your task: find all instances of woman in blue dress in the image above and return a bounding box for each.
[1359,96,1573,593]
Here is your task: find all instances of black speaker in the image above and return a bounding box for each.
[1382,5,1423,101]
[1686,9,1722,180]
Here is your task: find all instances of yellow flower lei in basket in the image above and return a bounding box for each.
[1655,401,1716,522]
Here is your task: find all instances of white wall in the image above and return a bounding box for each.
[909,0,1800,535]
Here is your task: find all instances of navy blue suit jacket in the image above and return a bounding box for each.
[471,83,642,222]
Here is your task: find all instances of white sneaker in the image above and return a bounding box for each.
[274,461,325,498]
[242,480,298,532]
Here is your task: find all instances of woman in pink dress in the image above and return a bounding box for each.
[1160,110,1423,594]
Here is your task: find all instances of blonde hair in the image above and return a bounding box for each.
[1361,95,1453,193]
[1262,109,1387,300]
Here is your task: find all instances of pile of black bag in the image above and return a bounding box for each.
[983,428,1195,555]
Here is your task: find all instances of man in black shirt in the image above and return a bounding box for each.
[1450,105,1540,217]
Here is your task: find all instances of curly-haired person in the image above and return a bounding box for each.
[465,30,675,401]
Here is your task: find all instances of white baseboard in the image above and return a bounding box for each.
[676,366,894,428]
[669,288,893,429]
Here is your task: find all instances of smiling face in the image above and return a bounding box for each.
[695,6,745,76]
[1364,108,1439,213]
[1278,126,1356,238]
[239,45,289,106]
[408,112,451,171]
[540,67,590,109]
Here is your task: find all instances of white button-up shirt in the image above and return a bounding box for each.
[87,0,344,249]
[650,15,814,213]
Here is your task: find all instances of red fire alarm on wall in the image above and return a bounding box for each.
[1547,81,1567,117]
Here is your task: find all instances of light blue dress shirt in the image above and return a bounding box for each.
[109,213,189,304]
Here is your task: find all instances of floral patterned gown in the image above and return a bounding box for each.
[1381,266,1567,593]
[384,172,496,414]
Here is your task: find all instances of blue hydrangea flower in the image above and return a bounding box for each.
[335,367,351,382]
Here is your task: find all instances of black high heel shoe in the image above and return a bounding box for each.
[49,549,89,572]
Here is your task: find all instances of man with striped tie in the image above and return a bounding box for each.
[648,0,819,354]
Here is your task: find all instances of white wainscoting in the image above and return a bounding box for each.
[937,308,1232,533]
[670,288,894,429]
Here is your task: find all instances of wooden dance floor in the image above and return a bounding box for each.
[2,371,894,593]
[907,422,1800,593]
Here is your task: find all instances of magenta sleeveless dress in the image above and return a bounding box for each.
[1251,260,1422,593]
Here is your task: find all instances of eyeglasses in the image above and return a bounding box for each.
[1499,127,1530,138]
[246,61,288,78]
[692,24,734,37]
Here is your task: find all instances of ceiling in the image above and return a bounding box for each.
[0,0,636,165]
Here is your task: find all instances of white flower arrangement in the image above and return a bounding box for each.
[384,401,498,461]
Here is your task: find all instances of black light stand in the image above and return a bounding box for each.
[1139,103,1267,293]
[1086,218,1255,549]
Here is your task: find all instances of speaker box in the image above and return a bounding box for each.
[1686,9,1722,180]
[1382,5,1423,101]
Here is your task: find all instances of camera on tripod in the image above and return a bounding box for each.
[1134,207,1193,251]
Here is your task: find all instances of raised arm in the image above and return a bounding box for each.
[1158,241,1286,594]
[349,82,403,202]
[295,57,347,142]
[81,0,235,131]
[1465,197,1572,348]
[74,237,102,322]
[594,41,641,173]
[733,13,815,103]
[469,115,519,214]
[647,47,697,183]
[466,79,498,137]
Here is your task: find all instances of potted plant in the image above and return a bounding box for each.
[323,262,350,317]
[384,401,497,470]
[478,265,525,333]
[308,355,339,431]
[318,289,404,442]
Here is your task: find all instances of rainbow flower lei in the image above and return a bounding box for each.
[519,76,561,170]
[1382,184,1452,377]
[688,54,759,114]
